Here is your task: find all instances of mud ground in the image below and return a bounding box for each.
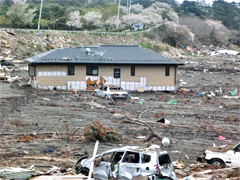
[0,56,240,179]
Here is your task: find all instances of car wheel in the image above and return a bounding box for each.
[78,167,90,176]
[105,95,108,99]
[94,92,97,96]
[209,159,225,167]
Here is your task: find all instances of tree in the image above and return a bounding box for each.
[121,14,147,28]
[206,19,232,45]
[105,16,121,29]
[180,0,204,18]
[149,2,179,23]
[212,0,239,30]
[82,11,102,30]
[39,3,67,29]
[130,3,144,14]
[120,5,128,14]
[66,10,82,29]
[162,21,194,47]
[180,16,212,45]
[6,0,36,28]
[142,8,163,26]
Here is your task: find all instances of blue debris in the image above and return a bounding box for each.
[43,148,54,153]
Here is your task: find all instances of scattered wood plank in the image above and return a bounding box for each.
[23,156,76,163]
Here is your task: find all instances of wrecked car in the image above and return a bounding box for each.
[0,60,14,66]
[75,146,177,180]
[94,85,128,100]
[199,142,240,167]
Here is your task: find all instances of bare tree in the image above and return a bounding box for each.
[163,21,194,47]
[180,16,232,46]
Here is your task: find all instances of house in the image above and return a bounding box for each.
[24,45,184,91]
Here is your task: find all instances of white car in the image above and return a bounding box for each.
[94,85,128,100]
[75,146,177,180]
[204,142,240,167]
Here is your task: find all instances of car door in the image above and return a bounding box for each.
[231,143,240,167]
[138,153,154,177]
[118,151,142,179]
[102,86,108,98]
[93,152,115,179]
[95,86,103,97]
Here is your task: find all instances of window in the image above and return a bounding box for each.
[101,152,115,162]
[233,144,240,152]
[165,67,170,76]
[111,151,124,165]
[86,66,98,76]
[68,66,74,75]
[122,151,140,163]
[114,68,120,78]
[142,154,151,163]
[29,65,36,77]
[158,154,171,165]
[110,87,123,90]
[131,67,135,76]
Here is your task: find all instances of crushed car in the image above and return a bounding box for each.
[94,85,128,100]
[198,142,240,167]
[75,146,177,180]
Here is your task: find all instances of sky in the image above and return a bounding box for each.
[176,0,240,4]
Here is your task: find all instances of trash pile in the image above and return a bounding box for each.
[0,59,25,83]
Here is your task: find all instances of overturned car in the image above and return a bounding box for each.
[75,146,177,180]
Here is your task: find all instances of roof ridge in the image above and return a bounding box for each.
[99,45,138,47]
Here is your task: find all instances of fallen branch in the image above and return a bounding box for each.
[124,110,164,142]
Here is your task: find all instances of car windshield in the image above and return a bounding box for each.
[158,154,171,165]
[110,87,123,90]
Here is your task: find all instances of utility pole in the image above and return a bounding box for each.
[38,0,43,30]
[0,0,2,11]
[129,0,131,14]
[117,0,121,28]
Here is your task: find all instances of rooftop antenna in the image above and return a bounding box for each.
[80,43,84,56]
[95,49,106,57]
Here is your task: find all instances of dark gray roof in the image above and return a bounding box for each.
[24,45,184,65]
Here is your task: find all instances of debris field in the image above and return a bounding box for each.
[0,55,240,179]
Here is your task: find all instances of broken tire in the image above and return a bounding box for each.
[77,167,89,176]
[209,158,225,167]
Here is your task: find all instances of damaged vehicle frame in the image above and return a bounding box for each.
[75,147,177,180]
